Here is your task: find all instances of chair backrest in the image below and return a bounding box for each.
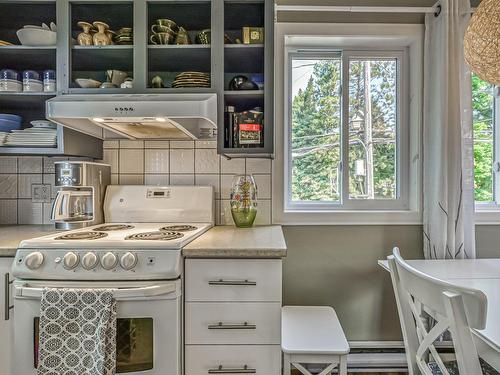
[388,247,488,375]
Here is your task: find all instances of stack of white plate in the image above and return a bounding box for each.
[0,132,8,145]
[4,127,57,147]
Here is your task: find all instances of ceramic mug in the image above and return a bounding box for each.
[43,70,56,92]
[175,27,191,45]
[22,70,43,92]
[151,19,178,34]
[150,32,174,45]
[0,69,21,92]
[106,70,128,86]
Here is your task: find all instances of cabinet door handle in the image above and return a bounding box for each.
[208,322,256,330]
[4,273,13,321]
[208,365,256,374]
[208,279,256,286]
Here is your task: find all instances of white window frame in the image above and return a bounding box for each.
[273,23,423,225]
[475,86,500,223]
[286,49,408,211]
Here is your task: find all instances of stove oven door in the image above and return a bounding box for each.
[12,279,181,375]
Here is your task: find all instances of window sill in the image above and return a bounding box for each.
[274,209,422,225]
[475,210,500,225]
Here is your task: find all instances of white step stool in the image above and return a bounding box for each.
[282,306,350,375]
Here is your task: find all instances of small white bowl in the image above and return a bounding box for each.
[23,80,43,92]
[75,78,102,89]
[16,28,56,46]
[0,79,22,92]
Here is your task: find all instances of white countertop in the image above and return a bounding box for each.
[183,225,287,258]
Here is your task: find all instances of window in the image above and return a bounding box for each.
[286,50,408,211]
[473,75,499,208]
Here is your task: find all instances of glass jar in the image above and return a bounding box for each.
[230,174,258,227]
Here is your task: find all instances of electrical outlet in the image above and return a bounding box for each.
[32,184,51,203]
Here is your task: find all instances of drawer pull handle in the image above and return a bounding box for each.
[208,322,256,330]
[208,365,256,374]
[208,279,257,286]
[4,273,13,321]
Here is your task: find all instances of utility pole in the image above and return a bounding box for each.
[364,61,374,199]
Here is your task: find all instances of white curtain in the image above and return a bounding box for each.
[423,0,475,259]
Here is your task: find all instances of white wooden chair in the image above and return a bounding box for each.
[281,306,349,375]
[388,247,498,375]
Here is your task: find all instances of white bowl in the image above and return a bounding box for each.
[16,28,56,46]
[75,78,102,89]
[0,79,22,92]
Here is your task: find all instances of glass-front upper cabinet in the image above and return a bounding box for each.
[147,1,212,91]
[68,0,134,92]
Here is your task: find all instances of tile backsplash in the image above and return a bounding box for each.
[100,140,272,225]
[0,156,90,224]
[0,141,273,225]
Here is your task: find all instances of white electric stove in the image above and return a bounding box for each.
[14,185,214,281]
[12,185,215,375]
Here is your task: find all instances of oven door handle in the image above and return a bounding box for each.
[15,283,177,300]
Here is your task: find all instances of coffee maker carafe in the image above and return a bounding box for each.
[51,161,111,229]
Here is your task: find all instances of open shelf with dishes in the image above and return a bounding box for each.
[0,0,60,153]
[220,0,272,158]
[146,1,212,90]
[67,1,134,91]
[0,0,274,157]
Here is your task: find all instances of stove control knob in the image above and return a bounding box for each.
[63,252,79,270]
[82,252,99,270]
[120,252,137,270]
[25,252,44,270]
[101,252,118,270]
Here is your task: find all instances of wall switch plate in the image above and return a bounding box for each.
[32,184,52,203]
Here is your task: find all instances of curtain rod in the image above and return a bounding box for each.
[275,5,476,14]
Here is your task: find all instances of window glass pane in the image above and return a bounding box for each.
[348,59,398,199]
[472,74,495,203]
[290,58,342,202]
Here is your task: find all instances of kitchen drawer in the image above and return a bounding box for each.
[185,259,282,302]
[185,345,281,375]
[185,302,281,345]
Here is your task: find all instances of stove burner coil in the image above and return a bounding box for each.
[160,225,198,232]
[125,231,184,241]
[94,224,135,231]
[55,231,108,240]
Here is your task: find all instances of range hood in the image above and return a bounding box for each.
[46,94,217,140]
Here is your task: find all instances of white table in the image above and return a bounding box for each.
[378,259,500,371]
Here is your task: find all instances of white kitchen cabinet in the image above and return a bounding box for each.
[185,302,281,345]
[185,258,283,375]
[0,258,13,375]
[185,259,282,302]
[185,345,281,375]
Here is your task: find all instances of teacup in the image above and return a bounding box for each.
[175,27,191,45]
[106,70,128,86]
[151,19,178,34]
[150,32,175,45]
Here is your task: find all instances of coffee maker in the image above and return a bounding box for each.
[51,161,111,230]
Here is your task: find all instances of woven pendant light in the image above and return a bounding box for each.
[464,0,500,85]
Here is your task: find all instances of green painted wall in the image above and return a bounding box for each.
[281,225,499,341]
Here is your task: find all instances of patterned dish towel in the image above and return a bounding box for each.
[37,288,117,375]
